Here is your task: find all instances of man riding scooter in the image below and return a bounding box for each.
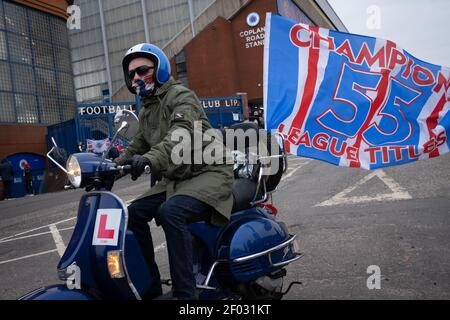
[114,43,234,300]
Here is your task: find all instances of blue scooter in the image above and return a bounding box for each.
[20,111,302,300]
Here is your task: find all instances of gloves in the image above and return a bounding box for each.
[130,154,151,181]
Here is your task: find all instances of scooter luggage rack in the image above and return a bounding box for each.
[196,234,302,290]
[250,132,288,206]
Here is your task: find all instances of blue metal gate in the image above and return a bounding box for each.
[76,101,139,148]
[47,119,78,155]
[77,114,114,141]
[201,95,244,128]
[73,95,244,149]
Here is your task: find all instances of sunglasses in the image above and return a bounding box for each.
[128,65,154,79]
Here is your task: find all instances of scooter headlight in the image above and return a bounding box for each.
[66,155,82,188]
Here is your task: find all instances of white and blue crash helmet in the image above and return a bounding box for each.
[122,43,171,94]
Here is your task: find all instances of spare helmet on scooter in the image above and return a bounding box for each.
[122,43,171,94]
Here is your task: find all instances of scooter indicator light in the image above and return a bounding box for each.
[107,250,125,278]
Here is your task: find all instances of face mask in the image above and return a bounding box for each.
[134,80,155,97]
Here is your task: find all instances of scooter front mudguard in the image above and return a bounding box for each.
[18,284,96,300]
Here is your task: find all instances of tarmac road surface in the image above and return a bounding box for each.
[1,154,449,300]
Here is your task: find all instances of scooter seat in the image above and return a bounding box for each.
[231,178,259,213]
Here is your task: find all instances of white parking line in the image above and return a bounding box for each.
[154,242,166,253]
[282,159,311,181]
[0,217,76,242]
[0,192,198,266]
[1,200,133,242]
[0,249,58,265]
[315,170,412,206]
[49,224,66,257]
[0,240,166,266]
[0,226,75,244]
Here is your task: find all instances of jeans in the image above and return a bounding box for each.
[127,193,212,299]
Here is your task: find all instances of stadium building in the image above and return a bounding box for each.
[0,0,346,198]
[0,0,75,197]
[71,0,346,108]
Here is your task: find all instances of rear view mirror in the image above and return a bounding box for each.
[51,137,58,147]
[114,109,139,141]
[47,137,68,173]
[50,137,67,163]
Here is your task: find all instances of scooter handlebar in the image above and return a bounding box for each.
[117,165,131,175]
[116,165,151,175]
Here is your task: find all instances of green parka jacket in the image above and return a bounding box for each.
[115,77,234,226]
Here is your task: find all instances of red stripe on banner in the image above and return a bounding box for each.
[348,40,396,167]
[426,94,446,158]
[288,26,321,139]
[385,40,396,70]
[278,124,290,153]
[350,69,391,168]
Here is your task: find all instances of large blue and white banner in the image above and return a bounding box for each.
[264,13,450,169]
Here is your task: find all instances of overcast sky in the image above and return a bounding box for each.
[327,0,450,68]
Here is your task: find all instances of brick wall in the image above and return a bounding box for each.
[178,0,276,101]
[0,124,48,159]
[185,17,240,98]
